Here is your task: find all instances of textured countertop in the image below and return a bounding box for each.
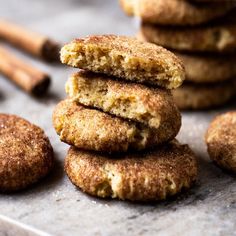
[0,1,235,235]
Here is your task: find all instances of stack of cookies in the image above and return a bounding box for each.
[53,35,197,201]
[120,0,236,109]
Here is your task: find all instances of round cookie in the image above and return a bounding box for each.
[60,35,185,89]
[206,112,236,173]
[175,52,236,83]
[0,114,54,192]
[65,140,198,201]
[172,80,236,110]
[140,20,236,53]
[137,32,236,83]
[53,99,181,153]
[66,70,181,129]
[120,0,235,25]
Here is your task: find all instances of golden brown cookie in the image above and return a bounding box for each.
[175,52,236,83]
[0,114,54,192]
[60,35,185,89]
[140,20,236,53]
[137,32,236,83]
[65,140,198,201]
[52,99,181,153]
[172,80,236,110]
[120,0,235,25]
[66,71,180,129]
[206,111,236,173]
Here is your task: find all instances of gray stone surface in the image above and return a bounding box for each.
[0,215,50,236]
[0,1,236,235]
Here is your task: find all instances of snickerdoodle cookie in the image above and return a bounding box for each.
[60,35,185,89]
[120,0,235,25]
[53,99,181,153]
[65,140,198,201]
[172,80,236,110]
[137,32,236,83]
[206,112,236,173]
[0,114,54,192]
[140,20,236,53]
[65,70,180,129]
[175,52,236,83]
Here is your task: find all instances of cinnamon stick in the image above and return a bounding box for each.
[0,46,50,96]
[0,20,60,62]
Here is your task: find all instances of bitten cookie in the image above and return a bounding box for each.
[53,99,181,153]
[60,35,185,89]
[172,80,236,110]
[120,0,235,25]
[206,112,236,173]
[0,114,54,192]
[66,70,180,129]
[65,140,198,201]
[137,32,236,83]
[140,20,236,53]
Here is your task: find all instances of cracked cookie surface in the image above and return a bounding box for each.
[65,140,198,201]
[141,19,236,53]
[0,114,54,192]
[52,99,181,153]
[120,0,235,25]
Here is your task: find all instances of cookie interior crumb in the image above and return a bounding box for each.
[60,35,185,89]
[65,72,180,129]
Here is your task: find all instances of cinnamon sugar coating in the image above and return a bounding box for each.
[65,140,198,201]
[206,112,236,173]
[120,0,235,25]
[172,80,236,110]
[0,114,54,192]
[60,35,185,89]
[52,99,181,153]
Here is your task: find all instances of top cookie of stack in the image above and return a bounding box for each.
[121,0,236,109]
[60,35,184,89]
[55,35,184,153]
